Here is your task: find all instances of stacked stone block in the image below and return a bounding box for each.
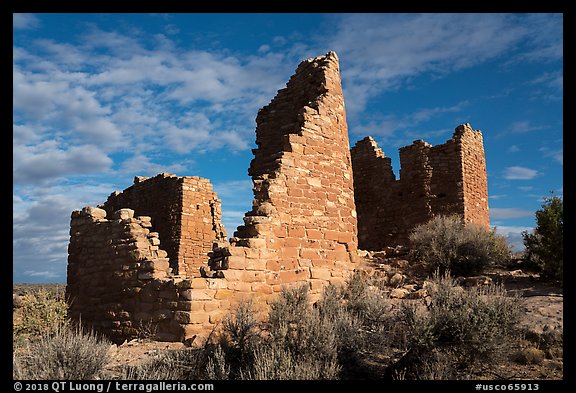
[457,125,490,228]
[351,123,489,250]
[67,206,247,343]
[67,207,181,342]
[102,173,226,277]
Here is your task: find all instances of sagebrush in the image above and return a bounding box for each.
[409,214,511,276]
[394,272,523,379]
[13,324,110,380]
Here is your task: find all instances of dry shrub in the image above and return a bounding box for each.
[254,283,340,379]
[122,348,205,380]
[248,342,339,380]
[215,299,260,379]
[317,271,391,354]
[409,215,511,276]
[13,324,109,380]
[115,271,527,381]
[395,272,522,379]
[513,347,545,365]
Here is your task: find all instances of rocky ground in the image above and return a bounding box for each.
[13,253,563,381]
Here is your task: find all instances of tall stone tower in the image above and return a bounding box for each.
[202,51,359,306]
[456,123,490,229]
[233,51,358,261]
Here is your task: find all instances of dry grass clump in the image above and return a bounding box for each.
[13,324,110,380]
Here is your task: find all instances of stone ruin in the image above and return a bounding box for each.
[351,124,489,250]
[66,51,490,344]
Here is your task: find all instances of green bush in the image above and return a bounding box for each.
[13,324,110,380]
[13,289,69,340]
[522,195,563,280]
[409,215,511,276]
[396,272,522,379]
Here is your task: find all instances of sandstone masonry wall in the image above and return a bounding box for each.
[67,206,244,344]
[206,52,358,301]
[67,207,183,342]
[351,123,489,250]
[102,173,226,277]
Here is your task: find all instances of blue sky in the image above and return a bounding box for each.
[13,13,563,283]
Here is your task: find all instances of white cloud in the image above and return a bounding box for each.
[13,65,122,145]
[328,13,528,114]
[164,24,180,35]
[508,145,520,153]
[489,207,534,220]
[13,123,41,144]
[350,100,468,147]
[14,28,290,166]
[215,131,251,151]
[221,210,249,236]
[33,39,88,68]
[539,146,563,165]
[410,102,468,123]
[513,14,562,63]
[13,193,80,283]
[120,153,189,176]
[518,186,533,192]
[162,121,212,154]
[530,71,563,90]
[213,180,253,202]
[13,13,40,30]
[22,271,62,279]
[494,225,533,252]
[503,166,539,180]
[527,70,563,101]
[14,142,113,183]
[508,120,545,134]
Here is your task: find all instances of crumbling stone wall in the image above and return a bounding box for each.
[204,51,359,306]
[67,206,237,343]
[102,173,226,277]
[351,123,489,250]
[67,207,184,342]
